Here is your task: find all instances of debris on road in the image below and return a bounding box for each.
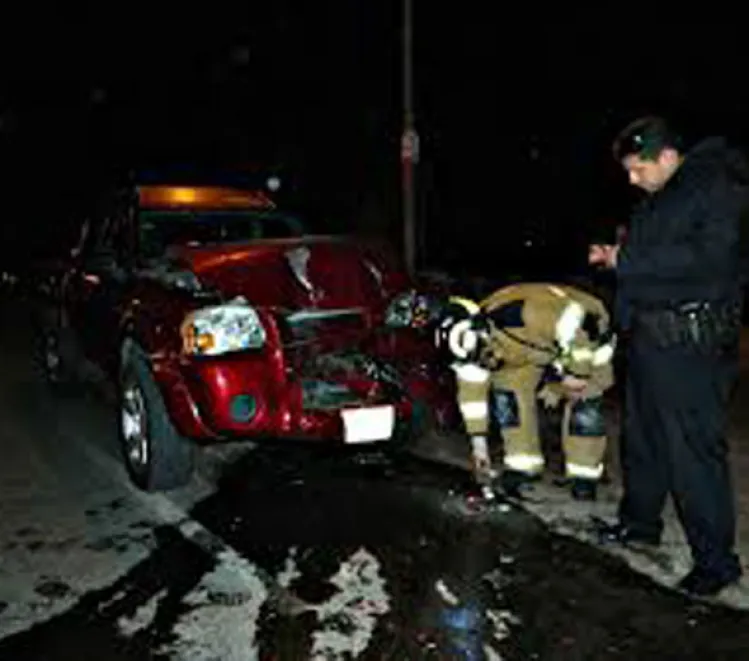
[435,579,460,606]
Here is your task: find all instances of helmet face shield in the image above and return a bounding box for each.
[435,297,488,363]
[446,318,479,360]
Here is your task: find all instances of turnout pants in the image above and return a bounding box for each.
[619,337,740,577]
[455,364,608,480]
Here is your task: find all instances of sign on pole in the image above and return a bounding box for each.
[401,128,420,165]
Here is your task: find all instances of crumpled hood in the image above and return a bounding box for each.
[168,236,405,312]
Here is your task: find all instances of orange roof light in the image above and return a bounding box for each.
[138,185,275,210]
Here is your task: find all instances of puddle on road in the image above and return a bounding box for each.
[0,447,746,660]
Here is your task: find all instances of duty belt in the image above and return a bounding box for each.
[633,299,743,354]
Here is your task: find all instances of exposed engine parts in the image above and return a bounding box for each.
[303,350,408,398]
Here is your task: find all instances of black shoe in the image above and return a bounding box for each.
[677,566,741,598]
[570,478,597,502]
[590,517,660,547]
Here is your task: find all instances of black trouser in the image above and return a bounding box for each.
[618,334,740,577]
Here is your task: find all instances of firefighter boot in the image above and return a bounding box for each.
[561,396,607,501]
[570,478,598,501]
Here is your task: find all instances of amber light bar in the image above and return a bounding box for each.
[137,185,275,210]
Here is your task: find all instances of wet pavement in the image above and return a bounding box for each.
[0,300,747,659]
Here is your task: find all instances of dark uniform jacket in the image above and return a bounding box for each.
[616,137,748,329]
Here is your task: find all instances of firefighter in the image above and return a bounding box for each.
[437,282,617,500]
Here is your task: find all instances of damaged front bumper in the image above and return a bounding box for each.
[151,345,455,447]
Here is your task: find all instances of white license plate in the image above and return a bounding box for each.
[341,405,395,444]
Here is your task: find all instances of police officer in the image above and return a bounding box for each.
[590,116,747,597]
[438,282,617,501]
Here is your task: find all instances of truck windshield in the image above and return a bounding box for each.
[138,209,306,258]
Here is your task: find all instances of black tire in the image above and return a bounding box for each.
[118,343,195,491]
[387,397,432,459]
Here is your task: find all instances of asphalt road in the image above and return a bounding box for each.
[0,299,746,660]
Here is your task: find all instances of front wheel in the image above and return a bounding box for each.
[118,344,195,491]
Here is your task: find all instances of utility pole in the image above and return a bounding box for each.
[401,0,418,277]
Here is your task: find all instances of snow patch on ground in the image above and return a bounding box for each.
[157,558,270,661]
[521,478,749,610]
[308,547,391,659]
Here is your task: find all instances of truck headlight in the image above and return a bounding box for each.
[180,302,266,356]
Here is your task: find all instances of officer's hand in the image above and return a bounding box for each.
[588,244,607,265]
[588,244,619,268]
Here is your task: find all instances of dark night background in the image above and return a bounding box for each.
[0,5,746,278]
